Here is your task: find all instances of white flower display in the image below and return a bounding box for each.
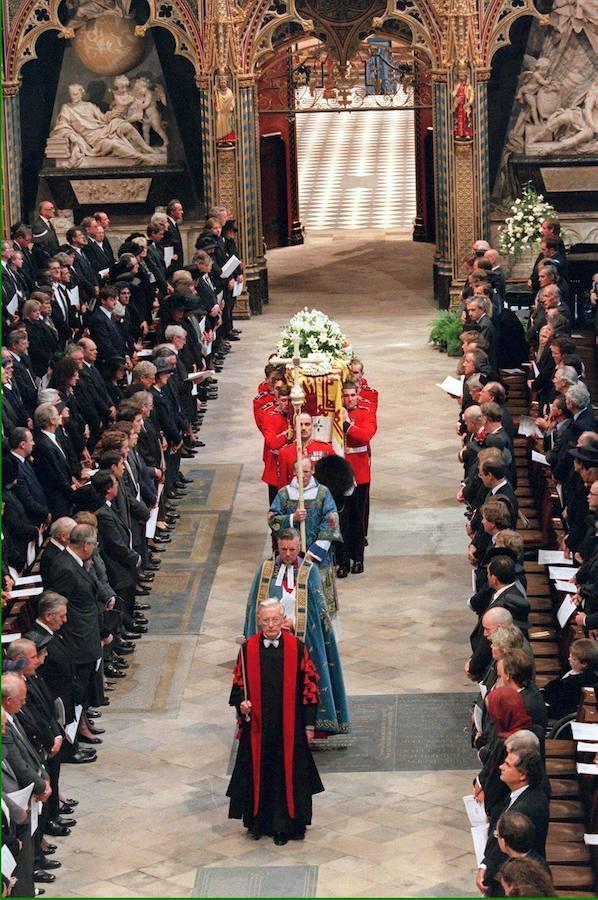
[277,308,353,374]
[497,183,558,256]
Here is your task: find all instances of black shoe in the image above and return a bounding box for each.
[122,631,142,641]
[248,829,261,840]
[86,724,105,735]
[114,644,134,655]
[65,750,96,765]
[149,544,167,553]
[45,821,71,837]
[104,664,126,679]
[164,511,180,520]
[337,565,349,578]
[54,816,76,827]
[135,587,151,596]
[177,474,194,484]
[86,710,101,718]
[41,842,57,852]
[153,534,171,544]
[134,601,152,609]
[130,623,148,634]
[165,516,178,526]
[139,571,155,581]
[180,449,194,459]
[79,734,102,745]
[351,561,364,574]
[133,615,148,626]
[59,802,75,814]
[227,334,241,341]
[62,799,78,808]
[100,698,111,706]
[34,889,46,896]
[33,871,55,884]
[145,561,161,571]
[37,857,61,871]
[273,833,288,846]
[113,657,130,669]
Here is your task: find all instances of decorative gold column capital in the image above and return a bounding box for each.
[2,80,22,97]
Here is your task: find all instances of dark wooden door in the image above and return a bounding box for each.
[260,133,288,249]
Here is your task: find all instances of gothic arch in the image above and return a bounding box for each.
[242,0,440,73]
[4,0,205,83]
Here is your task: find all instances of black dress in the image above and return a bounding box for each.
[227,637,324,836]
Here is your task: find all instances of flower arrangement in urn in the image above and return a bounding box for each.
[498,182,558,256]
[277,308,353,375]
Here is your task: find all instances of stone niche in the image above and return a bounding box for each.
[37,6,191,217]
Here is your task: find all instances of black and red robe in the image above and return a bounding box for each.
[226,631,324,835]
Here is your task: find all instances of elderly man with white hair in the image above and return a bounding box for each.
[547,382,595,482]
[227,598,324,846]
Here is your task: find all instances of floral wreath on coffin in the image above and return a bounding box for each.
[277,308,353,376]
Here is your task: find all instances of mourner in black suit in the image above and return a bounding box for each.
[9,427,50,527]
[32,407,78,518]
[88,290,128,371]
[94,471,140,607]
[45,525,103,709]
[479,748,549,895]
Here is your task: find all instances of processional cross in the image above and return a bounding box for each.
[271,335,324,553]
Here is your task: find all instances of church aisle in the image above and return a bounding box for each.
[48,233,480,899]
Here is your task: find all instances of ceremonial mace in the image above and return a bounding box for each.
[235,636,250,721]
[271,335,312,553]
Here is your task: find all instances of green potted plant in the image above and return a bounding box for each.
[429,310,463,356]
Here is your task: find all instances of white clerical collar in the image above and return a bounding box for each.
[100,306,112,319]
[491,479,508,493]
[263,633,281,648]
[35,619,54,635]
[10,451,25,463]
[50,538,65,552]
[275,562,297,590]
[66,547,83,567]
[287,476,318,500]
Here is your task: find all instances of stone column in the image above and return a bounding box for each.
[195,75,217,213]
[2,80,23,231]
[236,74,267,314]
[286,48,303,246]
[431,74,454,309]
[432,67,491,307]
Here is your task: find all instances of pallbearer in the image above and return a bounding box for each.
[338,380,377,577]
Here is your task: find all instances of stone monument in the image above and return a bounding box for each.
[45,81,167,168]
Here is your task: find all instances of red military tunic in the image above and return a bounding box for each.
[262,409,292,486]
[344,406,377,485]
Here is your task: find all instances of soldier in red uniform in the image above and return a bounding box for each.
[261,386,292,504]
[277,413,334,488]
[254,365,286,430]
[349,358,378,411]
[338,380,377,577]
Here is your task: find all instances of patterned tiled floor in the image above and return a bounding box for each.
[47,233,479,898]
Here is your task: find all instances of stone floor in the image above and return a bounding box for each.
[48,232,480,898]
